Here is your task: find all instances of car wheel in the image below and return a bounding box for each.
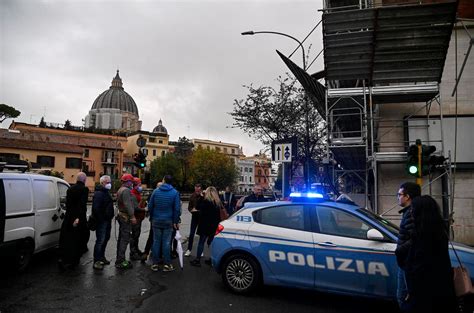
[222,253,260,294]
[16,240,34,272]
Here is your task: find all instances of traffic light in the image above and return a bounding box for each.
[137,151,146,169]
[406,140,421,177]
[421,144,445,175]
[133,152,146,169]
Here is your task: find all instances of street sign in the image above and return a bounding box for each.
[136,136,146,147]
[140,147,148,157]
[272,137,297,163]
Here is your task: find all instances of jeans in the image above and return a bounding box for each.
[93,220,111,262]
[151,220,173,265]
[195,234,213,260]
[116,218,131,264]
[186,213,199,251]
[397,268,408,308]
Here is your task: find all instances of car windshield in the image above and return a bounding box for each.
[356,208,399,237]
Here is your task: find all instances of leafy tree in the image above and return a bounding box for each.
[189,147,239,190]
[173,136,194,190]
[149,153,182,188]
[230,74,326,186]
[64,119,72,130]
[0,103,21,123]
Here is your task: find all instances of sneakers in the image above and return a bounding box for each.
[115,260,133,269]
[101,259,111,265]
[184,250,191,257]
[93,261,104,270]
[150,264,160,272]
[190,259,201,267]
[163,264,175,272]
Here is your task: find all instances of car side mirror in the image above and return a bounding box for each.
[367,228,384,241]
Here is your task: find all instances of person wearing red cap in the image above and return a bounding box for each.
[130,177,147,261]
[115,173,137,269]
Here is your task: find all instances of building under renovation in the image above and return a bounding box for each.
[283,0,473,243]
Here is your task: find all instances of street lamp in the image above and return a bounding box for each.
[241,30,306,70]
[242,29,312,191]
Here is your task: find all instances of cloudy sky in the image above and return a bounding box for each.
[1,0,323,156]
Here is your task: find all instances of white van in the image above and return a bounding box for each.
[0,172,70,271]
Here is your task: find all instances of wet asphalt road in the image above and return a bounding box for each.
[0,202,398,313]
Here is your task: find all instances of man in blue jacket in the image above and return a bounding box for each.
[148,175,181,272]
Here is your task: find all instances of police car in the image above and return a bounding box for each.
[211,193,474,299]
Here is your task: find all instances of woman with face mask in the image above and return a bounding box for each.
[92,175,114,270]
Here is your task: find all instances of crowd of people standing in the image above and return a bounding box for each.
[57,172,257,273]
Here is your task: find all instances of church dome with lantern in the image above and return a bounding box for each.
[84,70,142,132]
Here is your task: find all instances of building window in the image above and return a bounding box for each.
[240,176,243,182]
[265,170,269,176]
[159,140,163,144]
[249,176,252,182]
[83,149,89,158]
[0,153,20,160]
[224,147,228,153]
[240,167,243,172]
[264,178,267,183]
[249,167,253,173]
[232,148,235,154]
[206,146,210,150]
[161,151,165,157]
[153,149,157,156]
[216,147,221,152]
[37,155,55,167]
[244,167,248,172]
[66,157,82,169]
[149,137,156,143]
[258,169,262,175]
[258,178,261,183]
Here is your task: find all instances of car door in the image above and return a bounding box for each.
[33,177,62,250]
[248,204,314,288]
[311,205,397,298]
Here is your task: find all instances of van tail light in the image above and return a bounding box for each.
[215,224,224,236]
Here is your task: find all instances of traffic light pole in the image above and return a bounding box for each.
[416,141,422,187]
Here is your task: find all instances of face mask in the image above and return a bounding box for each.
[137,186,143,192]
[105,183,112,190]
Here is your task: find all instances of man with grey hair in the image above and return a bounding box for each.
[58,172,89,270]
[92,175,114,270]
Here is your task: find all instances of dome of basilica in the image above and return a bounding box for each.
[91,70,138,115]
[153,119,168,134]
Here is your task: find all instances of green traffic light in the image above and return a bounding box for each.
[409,165,418,174]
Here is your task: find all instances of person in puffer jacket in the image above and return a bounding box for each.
[147,175,181,272]
[91,175,114,270]
[394,182,421,311]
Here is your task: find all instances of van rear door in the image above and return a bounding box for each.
[32,177,62,251]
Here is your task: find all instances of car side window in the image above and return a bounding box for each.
[254,205,307,231]
[316,206,371,240]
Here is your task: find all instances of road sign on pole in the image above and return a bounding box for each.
[272,137,297,163]
[136,136,146,148]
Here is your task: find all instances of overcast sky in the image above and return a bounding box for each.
[1,0,323,156]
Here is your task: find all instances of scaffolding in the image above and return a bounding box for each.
[320,0,457,213]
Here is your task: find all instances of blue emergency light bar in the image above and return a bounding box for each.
[289,192,324,199]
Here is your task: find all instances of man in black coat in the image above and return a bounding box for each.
[92,175,114,270]
[242,185,268,207]
[58,172,89,269]
[394,181,421,310]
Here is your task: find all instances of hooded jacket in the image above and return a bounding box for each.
[147,183,181,224]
